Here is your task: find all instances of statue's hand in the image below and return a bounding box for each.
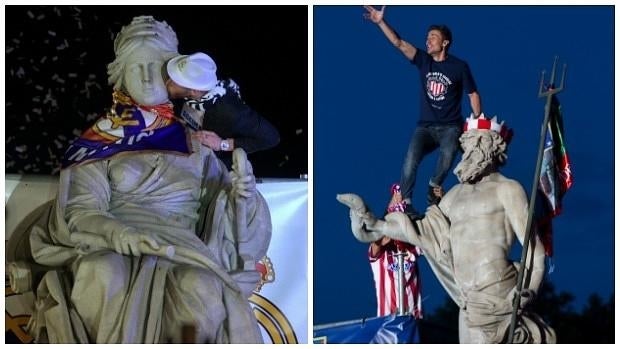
[336,193,383,243]
[230,270,262,299]
[231,148,256,199]
[511,287,537,309]
[231,172,256,199]
[71,229,173,258]
[336,193,366,211]
[112,229,165,257]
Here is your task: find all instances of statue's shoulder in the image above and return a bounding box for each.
[494,173,527,199]
[495,173,522,187]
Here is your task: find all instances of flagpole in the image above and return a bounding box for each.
[507,56,566,343]
[394,249,407,315]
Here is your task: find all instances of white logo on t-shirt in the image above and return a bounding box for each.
[426,72,452,101]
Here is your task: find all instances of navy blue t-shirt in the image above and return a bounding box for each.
[411,51,477,126]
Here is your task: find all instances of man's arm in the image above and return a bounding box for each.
[469,91,482,117]
[364,5,417,61]
[197,81,280,154]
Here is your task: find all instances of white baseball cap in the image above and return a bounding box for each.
[167,52,217,91]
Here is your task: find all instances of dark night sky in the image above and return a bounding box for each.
[5,5,308,179]
[314,5,614,325]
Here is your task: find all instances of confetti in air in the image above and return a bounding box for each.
[6,6,306,178]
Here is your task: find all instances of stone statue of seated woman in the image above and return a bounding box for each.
[6,16,272,344]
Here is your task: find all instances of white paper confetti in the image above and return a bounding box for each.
[15,145,28,153]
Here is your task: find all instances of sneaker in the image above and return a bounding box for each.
[427,185,443,206]
[403,204,423,221]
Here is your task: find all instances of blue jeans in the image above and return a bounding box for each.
[400,124,462,202]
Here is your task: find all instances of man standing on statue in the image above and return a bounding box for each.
[363,5,482,214]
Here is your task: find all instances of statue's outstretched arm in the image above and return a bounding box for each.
[336,193,422,246]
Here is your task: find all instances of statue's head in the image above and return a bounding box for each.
[107,16,179,106]
[454,114,513,183]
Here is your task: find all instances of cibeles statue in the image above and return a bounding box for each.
[338,115,556,343]
[11,16,271,343]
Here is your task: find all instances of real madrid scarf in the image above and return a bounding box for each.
[61,90,191,169]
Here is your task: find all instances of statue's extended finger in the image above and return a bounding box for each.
[336,193,365,211]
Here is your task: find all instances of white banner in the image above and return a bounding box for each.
[4,175,308,344]
[251,180,308,344]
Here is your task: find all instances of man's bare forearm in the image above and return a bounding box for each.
[376,20,416,60]
[469,91,482,117]
[377,19,401,46]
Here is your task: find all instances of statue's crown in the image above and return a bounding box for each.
[463,113,513,143]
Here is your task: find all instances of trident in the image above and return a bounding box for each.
[392,249,408,316]
[507,56,566,343]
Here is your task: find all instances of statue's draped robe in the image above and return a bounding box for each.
[22,139,271,343]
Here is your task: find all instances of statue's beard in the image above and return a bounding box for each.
[454,147,493,183]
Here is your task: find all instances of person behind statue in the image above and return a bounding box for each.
[369,184,423,320]
[363,5,482,212]
[338,115,556,343]
[163,52,280,168]
[22,16,271,344]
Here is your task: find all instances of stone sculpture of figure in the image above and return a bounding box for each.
[337,115,556,343]
[8,16,271,343]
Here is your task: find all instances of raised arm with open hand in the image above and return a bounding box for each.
[363,5,385,24]
[362,5,417,60]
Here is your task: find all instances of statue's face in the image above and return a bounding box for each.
[454,131,497,183]
[123,44,168,106]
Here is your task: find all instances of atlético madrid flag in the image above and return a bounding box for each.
[536,94,573,257]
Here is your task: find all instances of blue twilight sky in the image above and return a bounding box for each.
[313,5,614,325]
